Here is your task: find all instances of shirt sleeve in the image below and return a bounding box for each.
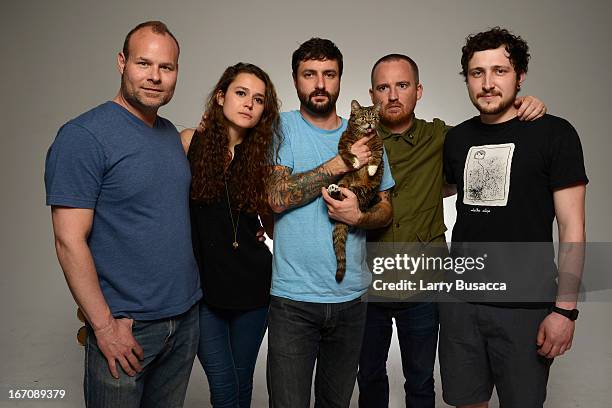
[443,131,457,185]
[44,123,106,208]
[548,119,589,190]
[275,114,294,170]
[379,146,395,191]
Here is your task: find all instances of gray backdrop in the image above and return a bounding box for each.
[2,0,611,406]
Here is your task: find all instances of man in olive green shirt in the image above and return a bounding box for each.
[357,54,546,408]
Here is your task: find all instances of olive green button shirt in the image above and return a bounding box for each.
[369,116,451,244]
[367,116,451,301]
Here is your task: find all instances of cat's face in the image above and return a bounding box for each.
[350,100,380,133]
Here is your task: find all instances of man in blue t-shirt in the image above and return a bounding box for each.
[266,38,395,407]
[45,21,201,407]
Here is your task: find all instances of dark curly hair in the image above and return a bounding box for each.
[188,63,281,214]
[460,27,530,80]
[292,37,343,78]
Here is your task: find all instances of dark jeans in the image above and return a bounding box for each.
[357,302,439,408]
[197,302,268,408]
[84,304,199,408]
[267,295,367,408]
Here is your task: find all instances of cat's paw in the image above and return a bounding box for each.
[352,157,360,169]
[327,184,342,200]
[367,164,378,176]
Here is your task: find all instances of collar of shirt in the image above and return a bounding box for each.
[377,114,420,146]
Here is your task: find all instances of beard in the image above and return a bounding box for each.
[379,103,413,128]
[120,74,172,114]
[298,89,338,115]
[471,89,517,115]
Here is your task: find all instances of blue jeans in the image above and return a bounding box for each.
[357,302,438,408]
[84,304,199,408]
[197,302,268,408]
[267,295,367,408]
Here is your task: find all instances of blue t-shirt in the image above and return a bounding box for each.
[45,101,202,320]
[271,111,395,303]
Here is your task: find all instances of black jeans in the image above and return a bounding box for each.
[266,295,367,408]
[357,302,438,408]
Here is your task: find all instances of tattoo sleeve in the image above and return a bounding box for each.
[268,163,342,213]
[355,189,393,229]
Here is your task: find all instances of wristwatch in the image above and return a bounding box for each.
[552,306,579,321]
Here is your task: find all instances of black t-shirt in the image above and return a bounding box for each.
[443,114,588,308]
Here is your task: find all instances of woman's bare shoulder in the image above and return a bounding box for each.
[179,128,196,154]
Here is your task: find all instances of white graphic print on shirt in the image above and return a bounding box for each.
[463,143,515,206]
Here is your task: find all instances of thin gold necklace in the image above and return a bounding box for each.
[224,177,240,250]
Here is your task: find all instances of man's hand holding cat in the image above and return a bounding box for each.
[330,134,373,174]
[348,134,374,170]
[321,186,362,225]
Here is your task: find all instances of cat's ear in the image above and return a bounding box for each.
[351,100,361,114]
[373,102,382,114]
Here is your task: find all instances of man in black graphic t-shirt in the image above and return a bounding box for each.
[441,27,588,408]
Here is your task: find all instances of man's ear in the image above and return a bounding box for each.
[517,72,526,90]
[117,52,127,74]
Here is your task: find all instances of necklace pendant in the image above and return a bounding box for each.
[232,241,239,250]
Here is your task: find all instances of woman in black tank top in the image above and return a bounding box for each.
[180,63,280,407]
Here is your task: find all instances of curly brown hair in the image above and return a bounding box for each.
[188,63,281,214]
[460,27,530,80]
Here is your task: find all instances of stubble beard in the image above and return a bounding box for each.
[472,88,518,116]
[120,74,171,115]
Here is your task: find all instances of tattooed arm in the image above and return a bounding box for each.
[321,188,393,229]
[268,159,347,213]
[268,136,373,213]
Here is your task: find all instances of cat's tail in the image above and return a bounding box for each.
[333,222,349,283]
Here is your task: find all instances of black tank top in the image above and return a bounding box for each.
[188,134,272,309]
[190,200,272,309]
